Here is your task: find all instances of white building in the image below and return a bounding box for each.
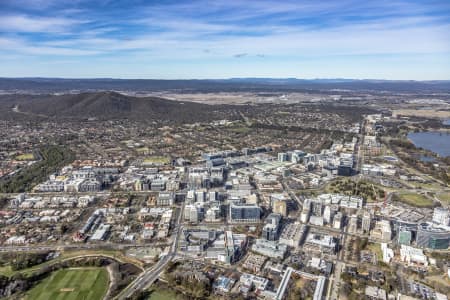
[323,206,332,224]
[381,243,394,263]
[333,212,343,229]
[400,245,428,266]
[279,222,305,247]
[5,236,26,245]
[240,273,269,292]
[362,211,372,233]
[252,239,287,259]
[433,207,450,226]
[370,220,391,242]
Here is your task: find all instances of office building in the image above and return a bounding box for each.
[300,199,311,223]
[416,222,450,250]
[400,245,428,266]
[333,212,343,229]
[151,179,166,191]
[279,222,306,247]
[371,220,392,242]
[229,203,260,223]
[185,204,204,223]
[432,207,450,226]
[157,191,175,206]
[262,213,282,241]
[323,206,332,224]
[304,233,337,254]
[312,201,323,216]
[398,229,412,245]
[251,239,287,259]
[362,211,372,233]
[348,215,358,233]
[278,153,288,162]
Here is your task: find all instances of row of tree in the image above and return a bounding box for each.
[0,252,49,271]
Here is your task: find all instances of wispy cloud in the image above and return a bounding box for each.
[0,15,85,33]
[0,0,449,79]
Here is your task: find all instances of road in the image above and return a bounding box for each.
[117,201,185,299]
[0,241,173,252]
[281,180,304,208]
[327,260,344,300]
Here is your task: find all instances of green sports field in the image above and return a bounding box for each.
[25,268,109,300]
[15,153,35,161]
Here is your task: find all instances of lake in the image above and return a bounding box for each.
[408,131,450,157]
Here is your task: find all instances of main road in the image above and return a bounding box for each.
[116,201,185,299]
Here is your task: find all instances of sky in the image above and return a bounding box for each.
[0,0,449,80]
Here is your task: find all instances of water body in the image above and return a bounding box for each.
[408,131,450,157]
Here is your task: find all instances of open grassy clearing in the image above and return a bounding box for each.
[393,109,450,119]
[143,156,170,164]
[226,125,252,133]
[147,286,184,300]
[393,192,434,207]
[25,267,109,300]
[436,192,450,204]
[15,153,35,161]
[136,147,150,153]
[0,265,14,277]
[402,180,443,191]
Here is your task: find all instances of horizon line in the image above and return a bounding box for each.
[1,77,450,82]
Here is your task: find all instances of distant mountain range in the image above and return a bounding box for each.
[0,78,449,93]
[0,91,239,122]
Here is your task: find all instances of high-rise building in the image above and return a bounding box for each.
[278,153,288,162]
[300,199,311,223]
[348,215,358,233]
[370,220,391,242]
[209,191,218,202]
[312,201,323,216]
[416,222,450,250]
[184,204,204,223]
[229,203,261,223]
[333,212,343,229]
[157,192,175,206]
[262,213,282,241]
[362,211,371,233]
[323,206,332,224]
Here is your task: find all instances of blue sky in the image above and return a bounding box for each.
[0,0,449,79]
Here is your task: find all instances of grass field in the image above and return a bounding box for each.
[136,147,150,153]
[0,265,13,277]
[15,153,35,160]
[0,249,143,278]
[143,156,170,164]
[393,109,450,119]
[227,125,251,134]
[148,287,181,300]
[436,192,450,204]
[25,268,109,300]
[394,192,434,208]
